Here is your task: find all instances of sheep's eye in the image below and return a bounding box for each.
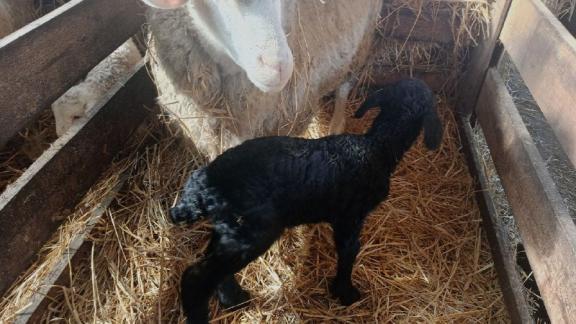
[72,116,82,121]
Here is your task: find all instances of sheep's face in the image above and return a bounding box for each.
[51,86,95,136]
[199,0,294,93]
[140,0,294,93]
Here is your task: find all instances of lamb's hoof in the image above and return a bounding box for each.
[329,279,361,306]
[169,206,198,225]
[217,285,251,310]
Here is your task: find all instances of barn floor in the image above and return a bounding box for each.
[0,96,508,323]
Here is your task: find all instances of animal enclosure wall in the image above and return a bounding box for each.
[457,0,576,322]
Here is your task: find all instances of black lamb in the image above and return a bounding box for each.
[170,78,443,324]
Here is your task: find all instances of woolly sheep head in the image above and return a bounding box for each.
[51,85,97,136]
[140,0,294,93]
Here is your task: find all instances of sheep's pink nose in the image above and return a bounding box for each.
[257,55,283,73]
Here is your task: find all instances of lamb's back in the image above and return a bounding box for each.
[204,135,380,220]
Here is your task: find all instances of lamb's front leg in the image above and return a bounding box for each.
[330,220,363,305]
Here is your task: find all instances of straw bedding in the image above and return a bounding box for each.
[369,0,491,92]
[0,93,508,322]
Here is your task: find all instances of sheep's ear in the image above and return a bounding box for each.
[354,90,385,118]
[423,112,443,150]
[139,0,188,9]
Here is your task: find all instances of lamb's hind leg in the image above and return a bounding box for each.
[328,81,353,135]
[180,217,281,323]
[330,218,364,305]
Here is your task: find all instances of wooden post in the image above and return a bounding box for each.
[457,0,513,116]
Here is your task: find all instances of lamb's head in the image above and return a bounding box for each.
[141,0,294,93]
[51,85,97,136]
[355,79,443,150]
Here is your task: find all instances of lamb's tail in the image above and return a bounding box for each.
[170,168,209,225]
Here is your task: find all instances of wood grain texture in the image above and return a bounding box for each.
[379,8,453,44]
[500,0,576,168]
[457,115,533,324]
[0,0,146,149]
[477,68,576,324]
[457,0,512,115]
[0,61,157,297]
[13,177,126,324]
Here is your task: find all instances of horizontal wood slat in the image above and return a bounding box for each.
[0,61,157,297]
[476,68,576,324]
[0,0,146,149]
[13,176,126,324]
[379,8,454,44]
[457,115,533,324]
[500,0,576,167]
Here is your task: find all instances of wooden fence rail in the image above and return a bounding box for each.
[0,0,146,149]
[477,68,576,324]
[0,60,156,296]
[500,0,576,168]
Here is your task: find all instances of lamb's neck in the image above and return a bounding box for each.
[366,120,422,167]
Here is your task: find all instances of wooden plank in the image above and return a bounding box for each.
[457,0,512,116]
[0,0,146,149]
[500,0,576,168]
[457,115,533,324]
[13,176,127,324]
[369,70,449,92]
[476,68,576,324]
[0,61,157,297]
[379,8,454,44]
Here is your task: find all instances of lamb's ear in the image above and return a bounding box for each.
[354,89,385,118]
[139,0,188,9]
[423,112,443,150]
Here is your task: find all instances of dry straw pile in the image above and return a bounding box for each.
[0,94,508,322]
[366,0,492,92]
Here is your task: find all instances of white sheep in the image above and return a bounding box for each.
[51,39,142,136]
[141,0,382,160]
